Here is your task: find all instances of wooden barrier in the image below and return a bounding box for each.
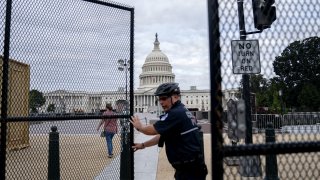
[0,57,30,150]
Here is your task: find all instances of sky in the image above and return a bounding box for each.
[109,0,320,91]
[1,0,210,92]
[114,0,210,90]
[1,0,319,92]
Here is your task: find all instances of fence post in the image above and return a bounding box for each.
[120,121,132,180]
[264,123,279,180]
[48,126,60,180]
[197,125,205,158]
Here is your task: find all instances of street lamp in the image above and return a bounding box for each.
[278,90,283,115]
[118,59,130,100]
[117,58,131,179]
[59,95,66,114]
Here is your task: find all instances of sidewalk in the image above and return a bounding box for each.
[96,113,160,180]
[95,133,159,180]
[133,113,160,180]
[133,132,160,180]
[95,132,160,180]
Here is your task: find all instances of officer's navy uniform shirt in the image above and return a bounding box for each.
[153,100,201,164]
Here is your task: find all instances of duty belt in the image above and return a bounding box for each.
[171,154,203,165]
[172,158,197,165]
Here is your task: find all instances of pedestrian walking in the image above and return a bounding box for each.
[97,103,117,158]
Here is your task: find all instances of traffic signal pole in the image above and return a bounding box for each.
[237,0,253,144]
[233,1,266,177]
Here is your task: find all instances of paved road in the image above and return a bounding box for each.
[29,113,159,135]
[30,119,102,134]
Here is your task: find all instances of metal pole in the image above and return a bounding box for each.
[118,60,132,180]
[125,61,128,101]
[0,0,13,179]
[237,0,253,144]
[119,100,132,179]
[279,90,284,115]
[264,123,279,180]
[236,1,262,177]
[129,9,135,179]
[197,125,205,158]
[207,0,224,179]
[280,96,282,115]
[48,126,60,180]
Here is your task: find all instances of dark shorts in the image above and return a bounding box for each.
[172,160,208,180]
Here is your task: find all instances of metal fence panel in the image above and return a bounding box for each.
[209,0,320,179]
[1,0,134,179]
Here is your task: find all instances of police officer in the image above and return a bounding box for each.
[130,83,208,180]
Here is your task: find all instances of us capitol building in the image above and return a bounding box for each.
[42,34,238,114]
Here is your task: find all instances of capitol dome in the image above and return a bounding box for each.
[145,35,169,63]
[138,33,175,90]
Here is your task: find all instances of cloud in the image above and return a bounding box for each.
[116,0,209,90]
[2,0,319,92]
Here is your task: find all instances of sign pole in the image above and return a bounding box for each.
[235,1,262,177]
[237,0,253,144]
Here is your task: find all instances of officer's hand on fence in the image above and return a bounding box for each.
[132,143,145,152]
[130,116,142,131]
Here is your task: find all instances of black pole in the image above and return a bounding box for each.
[129,8,135,180]
[120,8,134,179]
[207,0,224,179]
[120,124,131,180]
[236,2,262,177]
[119,101,131,180]
[119,65,131,180]
[279,94,282,115]
[264,123,279,180]
[279,91,284,115]
[197,125,205,158]
[0,0,13,179]
[237,0,253,144]
[125,61,128,101]
[48,126,60,180]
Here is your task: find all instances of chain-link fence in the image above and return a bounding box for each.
[2,0,320,179]
[209,0,320,179]
[1,0,134,179]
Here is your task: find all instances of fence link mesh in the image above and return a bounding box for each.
[2,0,320,179]
[217,0,320,179]
[1,0,133,179]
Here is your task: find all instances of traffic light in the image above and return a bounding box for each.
[227,99,238,140]
[227,99,247,140]
[252,0,277,30]
[236,99,246,139]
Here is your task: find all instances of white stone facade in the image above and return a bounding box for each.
[42,34,237,114]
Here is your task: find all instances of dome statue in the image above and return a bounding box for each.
[138,33,175,90]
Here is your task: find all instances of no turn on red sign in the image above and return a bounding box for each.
[231,40,261,74]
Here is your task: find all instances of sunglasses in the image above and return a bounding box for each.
[158,96,170,101]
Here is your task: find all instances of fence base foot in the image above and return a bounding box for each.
[224,157,240,166]
[239,156,262,177]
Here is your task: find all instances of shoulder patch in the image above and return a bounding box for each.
[185,111,197,125]
[160,114,168,121]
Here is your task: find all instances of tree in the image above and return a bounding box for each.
[249,74,269,107]
[270,91,281,113]
[47,104,56,113]
[249,74,268,93]
[29,89,46,113]
[298,83,320,111]
[273,36,320,110]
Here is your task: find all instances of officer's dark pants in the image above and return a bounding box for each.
[172,161,208,180]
